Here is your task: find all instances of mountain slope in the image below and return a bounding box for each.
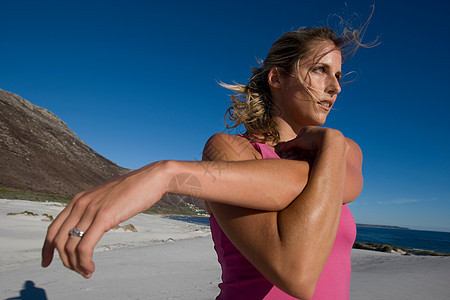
[0,88,129,197]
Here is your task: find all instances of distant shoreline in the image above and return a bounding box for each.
[353,241,450,256]
[356,223,410,230]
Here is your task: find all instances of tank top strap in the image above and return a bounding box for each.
[238,134,281,159]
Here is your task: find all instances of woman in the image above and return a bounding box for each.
[42,26,364,299]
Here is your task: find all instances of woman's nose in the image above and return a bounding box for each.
[326,76,341,96]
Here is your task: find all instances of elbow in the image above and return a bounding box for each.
[277,272,318,300]
[272,262,320,300]
[272,196,292,211]
[272,193,297,211]
[274,180,306,211]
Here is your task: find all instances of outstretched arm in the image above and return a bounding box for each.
[41,131,361,280]
[41,134,310,278]
[165,133,311,211]
[167,132,362,209]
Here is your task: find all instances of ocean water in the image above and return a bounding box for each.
[355,226,450,253]
[167,216,210,226]
[166,216,450,254]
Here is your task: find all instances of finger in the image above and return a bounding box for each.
[62,199,107,277]
[77,215,115,278]
[53,201,91,271]
[41,238,55,267]
[41,191,87,267]
[41,204,75,267]
[64,209,99,277]
[66,227,90,277]
[277,136,302,152]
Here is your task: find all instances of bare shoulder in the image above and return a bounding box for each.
[346,137,363,165]
[345,137,362,152]
[203,133,261,162]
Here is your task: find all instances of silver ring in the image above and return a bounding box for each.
[69,228,85,238]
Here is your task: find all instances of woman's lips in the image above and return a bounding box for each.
[317,100,333,111]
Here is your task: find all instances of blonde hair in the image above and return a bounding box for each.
[222,18,375,143]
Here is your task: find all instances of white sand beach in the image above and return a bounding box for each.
[1,199,449,299]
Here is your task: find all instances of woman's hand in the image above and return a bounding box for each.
[276,127,363,204]
[41,160,171,278]
[276,127,344,160]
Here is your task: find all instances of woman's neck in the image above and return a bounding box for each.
[271,116,303,146]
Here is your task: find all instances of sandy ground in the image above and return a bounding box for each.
[1,199,449,300]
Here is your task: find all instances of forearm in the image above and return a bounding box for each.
[163,159,310,211]
[268,133,349,296]
[162,147,359,212]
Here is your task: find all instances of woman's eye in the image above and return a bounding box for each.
[314,67,325,73]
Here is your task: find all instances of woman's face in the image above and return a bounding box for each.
[272,41,342,130]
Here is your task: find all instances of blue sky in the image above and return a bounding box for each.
[1,0,449,232]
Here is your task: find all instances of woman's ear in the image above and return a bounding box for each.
[268,67,282,89]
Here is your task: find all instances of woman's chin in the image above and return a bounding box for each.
[309,118,327,127]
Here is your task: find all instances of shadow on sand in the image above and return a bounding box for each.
[5,280,47,300]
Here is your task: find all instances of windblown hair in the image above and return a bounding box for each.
[222,14,375,143]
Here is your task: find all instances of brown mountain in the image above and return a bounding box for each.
[0,89,205,214]
[0,88,130,197]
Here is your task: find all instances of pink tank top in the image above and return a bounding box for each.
[209,140,356,299]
